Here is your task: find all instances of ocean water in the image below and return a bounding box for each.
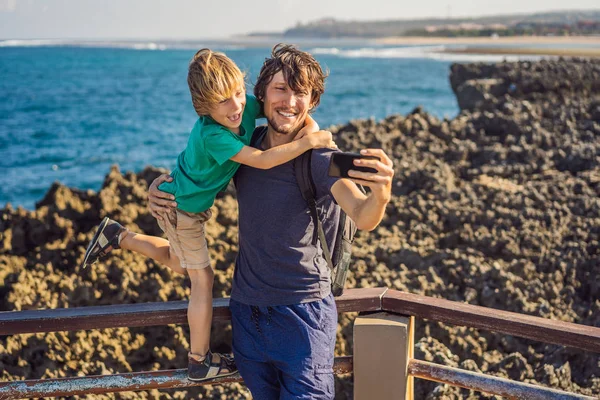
[0,41,521,209]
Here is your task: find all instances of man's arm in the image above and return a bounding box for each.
[230,130,336,170]
[330,149,394,231]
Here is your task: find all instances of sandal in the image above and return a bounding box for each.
[188,350,238,381]
[80,217,126,269]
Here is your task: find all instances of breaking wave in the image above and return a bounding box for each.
[310,45,544,62]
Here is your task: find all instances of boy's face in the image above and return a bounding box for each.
[263,71,313,136]
[209,87,246,133]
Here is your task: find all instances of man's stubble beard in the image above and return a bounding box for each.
[266,115,303,137]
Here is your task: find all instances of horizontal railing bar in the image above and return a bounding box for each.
[0,288,386,335]
[0,356,353,399]
[382,290,600,353]
[0,300,194,336]
[408,359,595,400]
[3,287,598,356]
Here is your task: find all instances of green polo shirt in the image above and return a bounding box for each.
[159,94,261,213]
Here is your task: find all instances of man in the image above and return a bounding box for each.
[148,44,393,399]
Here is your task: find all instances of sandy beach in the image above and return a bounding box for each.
[442,46,600,57]
[375,35,600,46]
[376,35,600,57]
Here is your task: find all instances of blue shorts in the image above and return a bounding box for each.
[230,294,337,400]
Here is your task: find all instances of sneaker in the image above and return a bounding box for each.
[80,217,127,269]
[188,350,237,381]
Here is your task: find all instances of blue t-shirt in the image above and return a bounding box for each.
[231,133,341,306]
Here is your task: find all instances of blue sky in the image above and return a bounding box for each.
[1,0,599,39]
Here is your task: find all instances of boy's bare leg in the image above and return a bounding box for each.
[187,267,214,357]
[120,231,187,275]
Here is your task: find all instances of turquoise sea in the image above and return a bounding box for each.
[0,40,537,209]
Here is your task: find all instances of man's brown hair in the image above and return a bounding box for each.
[254,44,328,112]
[188,49,245,116]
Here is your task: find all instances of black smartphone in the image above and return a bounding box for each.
[328,152,380,178]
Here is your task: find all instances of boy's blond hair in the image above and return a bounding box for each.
[188,49,245,116]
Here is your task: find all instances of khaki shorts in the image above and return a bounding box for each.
[157,208,213,270]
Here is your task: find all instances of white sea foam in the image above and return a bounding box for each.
[310,45,545,62]
[0,39,169,50]
[311,47,341,55]
[0,39,69,47]
[0,39,254,51]
[131,42,167,51]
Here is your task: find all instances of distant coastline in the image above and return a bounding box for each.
[271,10,600,40]
[241,9,600,55]
[374,35,600,45]
[374,35,600,57]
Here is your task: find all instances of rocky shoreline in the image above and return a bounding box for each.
[1,58,599,398]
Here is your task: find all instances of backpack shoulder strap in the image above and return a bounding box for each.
[250,125,269,148]
[294,151,334,270]
[294,150,316,204]
[233,125,268,188]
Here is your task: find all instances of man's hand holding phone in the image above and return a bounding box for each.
[329,149,394,204]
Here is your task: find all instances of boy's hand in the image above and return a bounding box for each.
[293,129,308,141]
[305,130,338,150]
[293,114,320,141]
[148,174,177,220]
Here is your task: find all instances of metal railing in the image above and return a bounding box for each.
[0,287,598,399]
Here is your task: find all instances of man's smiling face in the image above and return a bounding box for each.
[263,71,313,136]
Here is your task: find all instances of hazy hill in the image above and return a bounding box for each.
[246,10,600,38]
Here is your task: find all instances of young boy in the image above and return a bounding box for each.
[80,49,335,381]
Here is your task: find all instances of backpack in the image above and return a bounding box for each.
[251,126,358,296]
